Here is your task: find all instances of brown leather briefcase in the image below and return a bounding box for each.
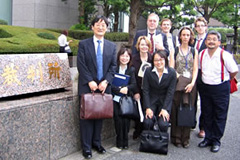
[80,92,113,119]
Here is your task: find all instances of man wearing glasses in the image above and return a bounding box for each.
[194,17,208,139]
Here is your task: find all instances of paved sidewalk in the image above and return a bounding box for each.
[60,86,240,160]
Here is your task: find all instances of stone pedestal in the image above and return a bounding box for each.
[0,53,71,98]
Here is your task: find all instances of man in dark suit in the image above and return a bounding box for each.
[193,17,208,138]
[132,13,169,56]
[77,15,117,159]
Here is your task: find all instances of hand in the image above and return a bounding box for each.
[98,80,108,94]
[134,93,140,100]
[158,109,169,122]
[185,83,194,93]
[68,40,73,43]
[88,81,98,91]
[120,87,128,95]
[145,108,153,119]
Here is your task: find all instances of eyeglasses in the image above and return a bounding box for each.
[196,25,206,28]
[154,58,165,62]
[206,38,219,42]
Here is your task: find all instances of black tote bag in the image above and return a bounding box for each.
[177,93,195,127]
[139,116,169,155]
[119,96,139,119]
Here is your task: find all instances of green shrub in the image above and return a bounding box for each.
[0,19,8,25]
[70,23,89,30]
[0,29,13,38]
[37,32,56,40]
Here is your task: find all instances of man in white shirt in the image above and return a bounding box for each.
[160,18,179,53]
[198,30,238,153]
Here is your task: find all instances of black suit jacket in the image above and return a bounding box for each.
[111,66,137,96]
[194,37,207,53]
[132,29,169,56]
[77,37,117,95]
[142,67,177,114]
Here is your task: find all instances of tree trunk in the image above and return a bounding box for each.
[79,0,85,23]
[233,25,238,54]
[113,11,119,32]
[128,0,142,47]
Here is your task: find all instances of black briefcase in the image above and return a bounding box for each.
[139,117,169,155]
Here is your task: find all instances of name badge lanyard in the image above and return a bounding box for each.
[180,47,190,69]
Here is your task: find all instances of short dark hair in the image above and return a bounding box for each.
[91,15,109,27]
[62,30,68,36]
[207,30,221,41]
[151,50,168,69]
[117,47,133,67]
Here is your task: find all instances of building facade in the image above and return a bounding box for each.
[0,0,79,29]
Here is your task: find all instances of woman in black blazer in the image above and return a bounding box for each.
[142,50,177,132]
[111,47,137,149]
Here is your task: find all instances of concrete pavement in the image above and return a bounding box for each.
[60,87,240,160]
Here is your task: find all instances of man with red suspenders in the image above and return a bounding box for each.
[198,30,238,153]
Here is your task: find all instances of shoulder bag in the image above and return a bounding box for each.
[177,93,195,127]
[119,95,139,119]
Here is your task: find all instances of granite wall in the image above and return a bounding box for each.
[0,87,115,159]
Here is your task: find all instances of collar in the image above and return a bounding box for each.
[148,29,156,35]
[197,33,207,40]
[93,36,104,43]
[152,67,168,74]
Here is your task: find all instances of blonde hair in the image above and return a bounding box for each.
[135,36,151,52]
[194,17,207,27]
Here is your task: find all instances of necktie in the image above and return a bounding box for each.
[196,38,202,51]
[149,33,154,54]
[96,40,103,80]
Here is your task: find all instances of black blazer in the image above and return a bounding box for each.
[132,29,169,56]
[77,37,117,95]
[194,37,207,53]
[142,67,177,114]
[132,53,152,94]
[111,66,137,96]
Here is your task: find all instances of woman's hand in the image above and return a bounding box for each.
[120,87,128,95]
[145,108,154,119]
[185,82,194,93]
[134,93,140,100]
[159,109,169,122]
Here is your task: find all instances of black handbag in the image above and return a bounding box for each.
[177,93,195,127]
[119,96,139,119]
[139,116,169,155]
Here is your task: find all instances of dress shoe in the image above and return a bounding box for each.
[93,145,106,154]
[198,130,205,138]
[82,151,92,159]
[211,145,220,153]
[198,140,212,148]
[123,146,128,149]
[173,143,181,148]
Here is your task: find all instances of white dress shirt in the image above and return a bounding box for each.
[93,36,104,55]
[152,67,168,83]
[199,47,238,85]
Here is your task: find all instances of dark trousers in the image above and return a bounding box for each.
[196,71,204,130]
[200,81,230,145]
[113,101,130,148]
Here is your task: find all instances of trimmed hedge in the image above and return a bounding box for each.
[0,19,8,25]
[37,32,56,40]
[47,28,129,41]
[0,29,13,38]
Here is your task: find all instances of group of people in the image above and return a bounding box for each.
[77,14,238,159]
